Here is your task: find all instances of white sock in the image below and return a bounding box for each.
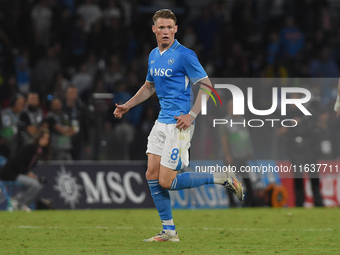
[162,219,176,236]
[213,172,227,185]
[162,219,174,225]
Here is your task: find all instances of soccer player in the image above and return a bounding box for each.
[114,9,244,242]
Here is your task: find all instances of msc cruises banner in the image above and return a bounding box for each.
[1,160,339,210]
[33,161,154,209]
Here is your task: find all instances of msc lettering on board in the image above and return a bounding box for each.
[79,171,146,205]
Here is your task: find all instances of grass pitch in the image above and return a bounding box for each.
[0,208,339,255]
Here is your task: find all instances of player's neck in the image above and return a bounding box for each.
[158,39,175,52]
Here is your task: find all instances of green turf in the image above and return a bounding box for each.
[0,208,339,255]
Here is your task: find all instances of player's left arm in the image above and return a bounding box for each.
[175,77,212,130]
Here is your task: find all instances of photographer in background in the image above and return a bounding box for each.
[18,92,46,147]
[63,85,92,160]
[46,96,76,160]
[279,94,323,207]
[0,128,50,211]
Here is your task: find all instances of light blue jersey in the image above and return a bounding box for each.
[146,40,207,124]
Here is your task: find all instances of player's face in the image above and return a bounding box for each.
[152,18,177,50]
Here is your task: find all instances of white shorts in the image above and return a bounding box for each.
[146,120,195,170]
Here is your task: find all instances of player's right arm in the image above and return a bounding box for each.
[113,81,155,119]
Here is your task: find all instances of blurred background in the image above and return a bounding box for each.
[0,0,340,210]
[1,0,340,161]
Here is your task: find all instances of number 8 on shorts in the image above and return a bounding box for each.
[171,148,179,160]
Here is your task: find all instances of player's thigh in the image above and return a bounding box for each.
[146,153,161,180]
[146,120,165,157]
[145,120,165,180]
[159,164,178,189]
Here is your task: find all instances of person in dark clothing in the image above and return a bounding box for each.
[63,85,91,160]
[278,94,323,207]
[18,92,46,147]
[285,115,324,207]
[0,128,50,211]
[46,96,76,160]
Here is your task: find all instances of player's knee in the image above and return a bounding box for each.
[159,178,172,190]
[145,169,157,180]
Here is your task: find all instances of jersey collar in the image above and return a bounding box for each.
[158,39,179,55]
[169,39,179,51]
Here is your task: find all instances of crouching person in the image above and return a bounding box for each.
[0,128,50,211]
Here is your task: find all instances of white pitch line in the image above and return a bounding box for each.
[19,226,41,229]
[18,226,58,229]
[12,226,338,232]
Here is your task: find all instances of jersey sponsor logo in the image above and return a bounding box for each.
[150,68,173,77]
[167,58,175,65]
[150,60,155,64]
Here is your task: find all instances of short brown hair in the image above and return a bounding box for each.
[153,9,177,24]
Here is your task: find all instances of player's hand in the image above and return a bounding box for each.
[174,114,194,130]
[337,111,340,118]
[113,103,129,119]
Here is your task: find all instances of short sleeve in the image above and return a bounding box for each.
[146,66,154,83]
[183,50,207,84]
[146,54,154,83]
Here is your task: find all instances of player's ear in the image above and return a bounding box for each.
[152,25,156,33]
[174,25,178,33]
